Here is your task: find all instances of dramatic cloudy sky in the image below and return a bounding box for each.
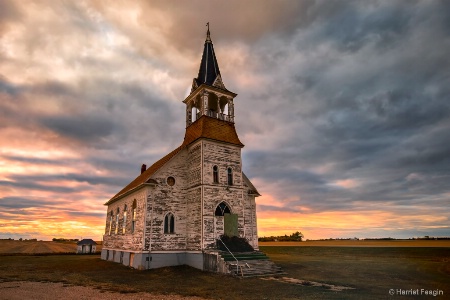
[1,0,449,240]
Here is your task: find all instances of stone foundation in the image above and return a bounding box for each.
[101,249,203,270]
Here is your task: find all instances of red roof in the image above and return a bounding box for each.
[105,116,243,205]
[182,115,243,147]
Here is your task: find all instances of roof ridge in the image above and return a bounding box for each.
[106,144,185,204]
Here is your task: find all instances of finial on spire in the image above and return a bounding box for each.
[206,22,211,42]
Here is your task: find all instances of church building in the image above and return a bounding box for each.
[101,27,280,276]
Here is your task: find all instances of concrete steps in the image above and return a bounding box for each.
[220,251,270,261]
[219,251,285,278]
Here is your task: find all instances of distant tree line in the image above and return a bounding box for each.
[413,236,450,240]
[52,238,79,242]
[309,236,450,241]
[258,231,304,242]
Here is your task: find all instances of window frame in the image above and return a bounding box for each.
[213,165,219,183]
[108,211,113,235]
[115,208,120,234]
[131,200,137,234]
[227,167,233,186]
[122,205,127,234]
[164,212,175,234]
[215,202,231,216]
[167,176,175,186]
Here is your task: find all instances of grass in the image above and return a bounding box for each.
[261,246,450,299]
[0,246,449,299]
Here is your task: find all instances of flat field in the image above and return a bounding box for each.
[0,240,102,254]
[260,239,450,247]
[0,242,448,299]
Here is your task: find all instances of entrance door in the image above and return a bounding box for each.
[224,213,238,237]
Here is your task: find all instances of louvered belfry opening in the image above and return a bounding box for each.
[184,26,236,127]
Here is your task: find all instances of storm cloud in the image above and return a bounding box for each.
[0,0,449,240]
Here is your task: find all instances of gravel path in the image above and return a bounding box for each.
[0,281,210,300]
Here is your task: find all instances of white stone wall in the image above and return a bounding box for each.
[103,188,148,251]
[186,141,203,250]
[145,149,188,251]
[186,186,202,250]
[187,142,202,187]
[202,140,242,186]
[201,140,246,249]
[243,192,259,250]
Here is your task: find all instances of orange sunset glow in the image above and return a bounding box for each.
[1,1,449,241]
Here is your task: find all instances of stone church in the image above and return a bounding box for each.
[101,27,282,276]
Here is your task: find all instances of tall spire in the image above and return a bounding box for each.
[196,23,221,87]
[206,22,211,43]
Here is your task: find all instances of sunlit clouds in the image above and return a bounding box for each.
[1,1,450,240]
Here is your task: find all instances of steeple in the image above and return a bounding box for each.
[195,23,222,88]
[184,24,237,128]
[206,22,211,42]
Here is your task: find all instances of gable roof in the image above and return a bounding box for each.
[243,173,261,196]
[105,116,243,205]
[77,239,97,245]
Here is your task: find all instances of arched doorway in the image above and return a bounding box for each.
[214,202,238,237]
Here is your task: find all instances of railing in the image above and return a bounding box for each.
[217,236,239,274]
[218,113,230,122]
[198,111,232,122]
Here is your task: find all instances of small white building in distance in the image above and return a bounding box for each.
[101,27,282,276]
[77,239,97,254]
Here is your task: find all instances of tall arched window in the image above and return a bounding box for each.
[164,213,175,234]
[215,202,231,216]
[213,165,219,183]
[108,211,113,235]
[131,200,137,234]
[123,205,127,234]
[227,167,233,186]
[115,208,120,234]
[191,106,198,122]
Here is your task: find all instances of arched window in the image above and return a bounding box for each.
[191,106,198,122]
[131,200,137,234]
[108,211,113,235]
[123,205,127,234]
[115,208,120,234]
[213,165,219,183]
[227,167,233,186]
[215,202,231,216]
[164,213,175,234]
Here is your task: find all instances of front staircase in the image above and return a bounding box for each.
[219,251,285,277]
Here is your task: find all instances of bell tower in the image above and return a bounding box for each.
[183,24,237,127]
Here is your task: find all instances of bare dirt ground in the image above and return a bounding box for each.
[0,281,209,300]
[259,239,450,247]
